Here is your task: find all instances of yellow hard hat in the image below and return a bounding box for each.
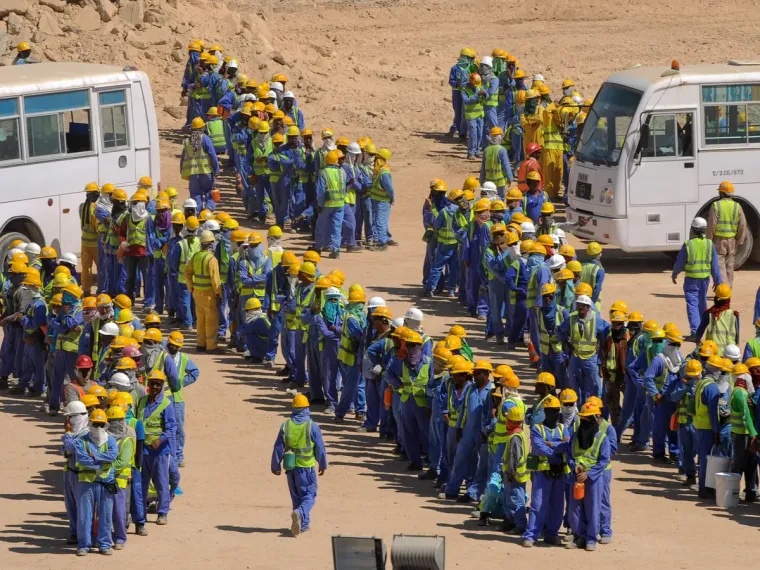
[138,176,152,187]
[303,250,321,264]
[559,388,578,404]
[348,289,366,303]
[199,209,213,221]
[115,308,133,324]
[541,282,557,296]
[231,229,247,242]
[732,363,749,376]
[586,242,602,256]
[293,394,310,408]
[463,176,480,191]
[506,407,525,422]
[506,188,523,201]
[248,232,263,245]
[286,125,301,137]
[186,216,200,231]
[114,356,137,370]
[89,409,108,423]
[147,369,167,383]
[460,47,476,58]
[526,171,541,182]
[578,402,601,417]
[503,372,520,389]
[447,188,464,202]
[513,69,526,79]
[113,294,131,310]
[17,42,32,53]
[720,357,734,373]
[144,328,163,343]
[745,357,760,370]
[301,128,313,137]
[87,384,107,398]
[50,293,63,307]
[642,320,659,334]
[492,363,513,379]
[23,273,42,288]
[106,405,126,420]
[490,200,506,212]
[538,84,551,95]
[112,188,128,201]
[567,260,583,274]
[443,334,462,351]
[131,190,148,203]
[529,242,547,255]
[40,246,57,259]
[85,181,99,193]
[168,331,185,347]
[525,89,539,99]
[404,329,423,344]
[451,359,475,375]
[52,273,70,287]
[536,372,556,387]
[245,297,262,311]
[372,306,393,320]
[715,284,732,300]
[558,244,575,258]
[718,180,735,194]
[561,79,575,89]
[132,330,145,344]
[191,117,205,130]
[537,235,554,247]
[474,198,491,213]
[272,133,285,144]
[473,360,493,372]
[82,296,97,309]
[299,261,317,279]
[519,239,535,254]
[63,283,83,300]
[555,268,574,281]
[540,202,555,215]
[610,300,629,315]
[376,148,391,162]
[610,311,627,323]
[543,395,561,409]
[325,150,340,166]
[463,190,475,201]
[649,328,666,340]
[172,212,187,225]
[489,126,504,137]
[11,251,28,264]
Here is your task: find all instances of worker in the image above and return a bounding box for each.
[506,240,531,349]
[123,191,155,305]
[180,118,220,213]
[538,282,569,389]
[541,98,564,201]
[696,284,740,354]
[168,214,197,330]
[520,89,544,157]
[12,41,35,65]
[181,41,202,127]
[672,217,722,338]
[79,182,100,294]
[517,143,542,193]
[251,121,273,223]
[106,188,129,295]
[334,288,368,421]
[566,402,611,551]
[205,106,227,154]
[93,184,113,293]
[271,394,328,536]
[448,48,475,136]
[12,270,47,396]
[667,359,703,489]
[422,179,446,284]
[263,232,286,363]
[362,305,394,434]
[479,127,514,202]
[694,355,723,498]
[106,404,134,551]
[164,331,198,467]
[526,241,551,366]
[744,318,760,360]
[558,295,604,403]
[580,242,605,311]
[184,230,223,352]
[341,142,366,252]
[240,297,271,363]
[478,57,500,151]
[238,233,272,348]
[461,72,485,160]
[214,218,234,342]
[729,368,758,501]
[151,200,172,315]
[500,395,529,535]
[423,188,463,298]
[601,311,628,427]
[60,355,94,405]
[521,173,549,226]
[522,395,569,547]
[72,408,118,556]
[48,284,84,415]
[706,181,747,286]
[368,147,395,251]
[466,198,492,319]
[483,223,511,344]
[61,400,89,546]
[419,344,453,482]
[137,369,176,524]
[315,149,347,259]
[316,287,345,404]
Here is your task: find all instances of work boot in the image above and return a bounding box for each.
[499,520,514,533]
[742,492,758,503]
[66,535,78,545]
[112,543,125,550]
[477,512,490,527]
[346,245,363,252]
[156,515,168,525]
[585,542,597,552]
[653,454,669,464]
[418,469,437,481]
[565,537,585,549]
[387,239,398,246]
[100,549,113,556]
[355,413,366,423]
[76,549,88,557]
[698,488,716,500]
[599,536,612,545]
[178,460,186,468]
[522,540,534,548]
[136,524,148,536]
[405,463,423,472]
[329,250,340,259]
[276,365,291,377]
[682,475,697,487]
[544,536,561,546]
[291,511,302,537]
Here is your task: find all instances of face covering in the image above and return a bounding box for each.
[525,99,538,114]
[89,424,109,446]
[491,212,504,223]
[648,341,665,361]
[69,413,90,437]
[268,238,282,251]
[561,403,577,425]
[662,342,683,373]
[107,418,128,440]
[322,299,342,326]
[248,244,264,261]
[245,309,262,323]
[577,418,600,449]
[563,87,573,97]
[406,344,423,368]
[141,343,162,370]
[543,408,560,429]
[507,420,523,435]
[83,308,97,324]
[131,202,148,223]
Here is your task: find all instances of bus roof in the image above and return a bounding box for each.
[607,62,760,92]
[0,62,143,98]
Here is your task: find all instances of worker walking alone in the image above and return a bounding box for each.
[271,394,328,536]
[706,180,747,287]
[184,230,222,352]
[180,118,220,213]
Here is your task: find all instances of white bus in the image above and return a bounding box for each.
[0,62,160,256]
[566,60,760,267]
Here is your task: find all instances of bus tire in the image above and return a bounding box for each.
[737,202,757,270]
[0,231,33,261]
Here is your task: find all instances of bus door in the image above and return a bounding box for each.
[95,88,136,186]
[629,110,698,206]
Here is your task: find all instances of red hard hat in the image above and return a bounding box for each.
[121,345,141,359]
[75,355,94,369]
[526,143,542,155]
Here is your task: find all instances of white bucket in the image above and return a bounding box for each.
[715,472,741,508]
[705,454,730,489]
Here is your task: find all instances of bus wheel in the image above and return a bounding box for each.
[736,228,753,269]
[0,231,32,261]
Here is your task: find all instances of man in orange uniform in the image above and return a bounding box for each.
[184,230,222,352]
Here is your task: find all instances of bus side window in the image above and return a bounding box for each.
[99,90,129,150]
[24,90,92,157]
[747,103,760,143]
[676,113,694,157]
[641,114,677,158]
[0,98,21,163]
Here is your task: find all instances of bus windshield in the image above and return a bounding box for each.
[576,82,642,166]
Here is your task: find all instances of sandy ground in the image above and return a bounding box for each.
[3,0,760,568]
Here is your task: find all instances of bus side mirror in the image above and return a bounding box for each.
[635,123,650,161]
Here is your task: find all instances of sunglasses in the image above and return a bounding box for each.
[148,382,163,388]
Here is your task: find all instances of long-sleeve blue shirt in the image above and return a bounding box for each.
[238,255,272,295]
[180,134,219,176]
[177,353,200,388]
[73,434,119,482]
[240,315,271,358]
[315,166,347,208]
[271,408,328,472]
[569,430,611,482]
[695,308,740,345]
[141,391,176,455]
[373,171,395,203]
[479,144,513,184]
[182,52,199,89]
[584,259,605,304]
[699,379,721,434]
[671,239,722,284]
[642,354,679,397]
[484,245,510,283]
[529,424,569,466]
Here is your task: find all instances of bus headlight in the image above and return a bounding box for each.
[599,187,614,205]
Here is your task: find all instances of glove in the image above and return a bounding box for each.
[371,364,383,375]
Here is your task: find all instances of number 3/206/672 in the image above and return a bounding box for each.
[712,169,744,176]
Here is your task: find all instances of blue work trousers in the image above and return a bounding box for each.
[569,475,603,547]
[401,399,429,469]
[281,326,297,374]
[130,466,146,525]
[567,356,600,404]
[466,441,489,499]
[76,481,114,551]
[307,337,324,401]
[444,433,478,498]
[64,470,79,538]
[683,277,709,335]
[451,89,463,133]
[488,280,508,338]
[49,350,77,411]
[142,453,171,516]
[371,200,391,246]
[335,362,365,417]
[0,325,21,377]
[508,299,528,345]
[253,175,271,218]
[425,244,458,293]
[649,396,678,457]
[292,332,307,387]
[481,106,499,150]
[355,196,373,243]
[315,206,344,253]
[616,374,648,445]
[503,479,527,531]
[523,471,565,542]
[153,257,167,313]
[466,117,483,157]
[217,283,230,336]
[18,340,46,392]
[174,401,186,463]
[428,401,447,476]
[363,377,384,431]
[266,311,283,361]
[272,179,291,228]
[342,203,357,247]
[320,340,340,408]
[112,486,128,545]
[392,391,405,452]
[287,467,318,532]
[679,423,697,477]
[177,282,193,327]
[466,264,489,317]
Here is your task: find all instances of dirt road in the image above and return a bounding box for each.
[2,0,760,567]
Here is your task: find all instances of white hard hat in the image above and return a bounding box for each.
[347,142,361,155]
[8,247,22,258]
[723,344,741,362]
[266,90,277,99]
[572,94,584,105]
[283,91,295,99]
[575,294,593,307]
[63,400,87,416]
[15,243,28,252]
[227,59,238,69]
[202,219,220,232]
[270,82,283,92]
[534,73,545,82]
[551,234,560,247]
[108,372,131,390]
[200,230,216,244]
[59,253,77,265]
[692,217,707,230]
[25,243,41,256]
[368,296,386,309]
[481,181,497,193]
[391,317,405,328]
[520,221,535,233]
[325,286,341,298]
[183,198,197,209]
[404,307,424,322]
[480,56,493,68]
[554,228,566,240]
[99,322,120,336]
[548,254,565,270]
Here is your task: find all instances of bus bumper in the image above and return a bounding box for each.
[565,207,627,246]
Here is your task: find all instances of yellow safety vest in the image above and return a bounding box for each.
[684,237,713,279]
[502,429,530,483]
[240,260,267,298]
[80,201,98,247]
[337,313,362,366]
[400,361,430,407]
[484,144,507,188]
[534,424,569,472]
[693,377,714,430]
[206,118,226,149]
[127,216,147,247]
[436,209,458,246]
[136,395,171,446]
[178,237,200,285]
[282,419,316,468]
[573,428,607,470]
[181,138,213,179]
[115,436,135,489]
[191,250,215,291]
[75,439,114,483]
[321,166,346,208]
[712,199,740,238]
[56,307,83,352]
[462,85,484,120]
[493,397,527,445]
[539,309,564,356]
[569,310,597,360]
[369,166,392,202]
[706,310,737,353]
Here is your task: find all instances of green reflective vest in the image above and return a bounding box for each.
[712,199,740,238]
[493,397,527,445]
[502,429,530,483]
[107,211,127,248]
[177,237,200,285]
[76,439,114,483]
[747,337,760,358]
[573,428,607,470]
[337,313,362,366]
[282,419,316,468]
[569,310,597,360]
[706,309,737,353]
[240,260,266,298]
[80,201,98,247]
[580,262,601,297]
[694,377,714,430]
[447,382,464,427]
[730,388,755,435]
[484,78,499,108]
[400,361,430,407]
[369,166,392,202]
[484,145,507,188]
[191,250,215,291]
[676,384,694,425]
[684,237,713,279]
[437,209,458,245]
[127,216,147,247]
[539,309,564,356]
[462,85,484,120]
[321,166,346,208]
[206,118,226,149]
[534,424,568,472]
[137,394,171,445]
[181,138,213,178]
[253,138,273,176]
[115,436,134,489]
[56,306,83,352]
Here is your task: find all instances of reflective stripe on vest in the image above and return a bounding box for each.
[191,251,215,291]
[76,440,114,483]
[436,210,458,245]
[573,428,607,470]
[181,138,213,178]
[569,310,597,360]
[543,117,564,150]
[369,166,392,202]
[296,285,315,332]
[713,199,739,238]
[462,86,484,120]
[253,139,273,176]
[730,388,751,434]
[526,265,541,309]
[56,307,83,352]
[539,309,564,356]
[706,310,736,353]
[178,238,200,285]
[322,167,346,208]
[115,437,134,489]
[677,387,693,425]
[337,313,362,366]
[484,145,507,188]
[694,377,714,430]
[502,429,529,483]
[747,337,760,358]
[684,237,713,279]
[240,260,266,298]
[400,361,430,406]
[137,395,171,445]
[580,262,600,292]
[107,211,127,248]
[493,397,527,445]
[447,382,463,426]
[484,78,499,107]
[206,118,226,148]
[283,419,316,468]
[127,217,147,247]
[80,201,98,246]
[535,424,566,471]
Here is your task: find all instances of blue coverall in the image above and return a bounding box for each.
[666,374,697,478]
[365,334,394,434]
[671,239,722,335]
[50,306,84,412]
[424,204,460,294]
[180,135,220,211]
[557,311,606,403]
[642,354,680,459]
[240,314,271,359]
[616,332,651,447]
[370,171,395,248]
[18,297,48,393]
[506,256,529,346]
[465,220,491,318]
[314,311,343,408]
[73,434,118,552]
[335,309,367,418]
[695,378,721,493]
[62,429,86,540]
[567,429,611,548]
[140,390,177,517]
[387,357,434,469]
[484,244,510,341]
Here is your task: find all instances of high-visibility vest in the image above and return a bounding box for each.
[240,260,267,298]
[580,262,601,303]
[705,310,737,353]
[447,382,464,426]
[191,250,215,291]
[712,199,740,238]
[295,284,315,333]
[137,395,171,445]
[694,377,714,430]
[569,310,597,360]
[462,85,484,120]
[502,429,529,483]
[542,110,564,150]
[484,78,499,108]
[218,241,230,285]
[400,361,430,406]
[282,419,316,468]
[127,216,147,247]
[517,157,541,191]
[206,118,226,149]
[539,309,564,356]
[75,439,114,483]
[168,353,189,404]
[56,306,83,352]
[573,428,607,470]
[268,263,282,312]
[684,237,713,279]
[177,237,200,285]
[269,153,282,184]
[493,397,527,445]
[484,145,507,188]
[337,313,362,366]
[436,209,458,245]
[107,211,127,248]
[80,201,98,247]
[653,354,669,391]
[232,128,249,157]
[526,265,542,309]
[534,424,567,471]
[253,139,273,176]
[747,337,760,358]
[676,383,694,425]
[730,388,752,435]
[181,138,213,178]
[321,167,346,208]
[115,436,134,489]
[369,166,392,202]
[23,298,46,337]
[297,148,311,183]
